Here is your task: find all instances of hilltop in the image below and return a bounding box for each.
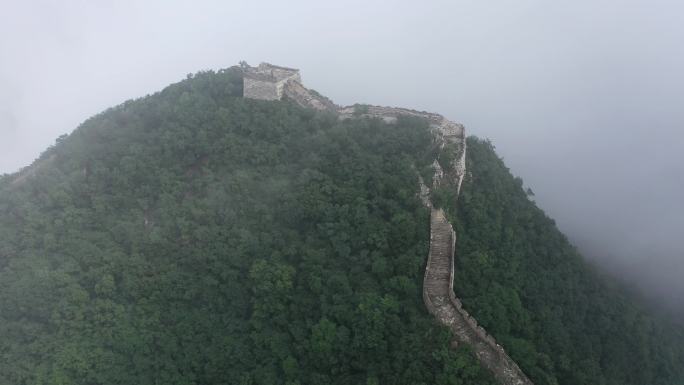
[0,64,683,385]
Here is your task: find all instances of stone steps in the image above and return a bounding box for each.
[423,208,534,385]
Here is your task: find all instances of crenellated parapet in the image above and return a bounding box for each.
[423,206,534,385]
[282,79,337,111]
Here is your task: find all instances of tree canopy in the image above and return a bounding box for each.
[0,68,682,385]
[451,138,684,385]
[0,68,493,385]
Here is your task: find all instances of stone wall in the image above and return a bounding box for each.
[282,80,337,111]
[269,67,302,83]
[241,63,532,384]
[423,206,534,385]
[243,77,281,101]
[241,64,465,185]
[243,63,301,101]
[421,137,531,384]
[336,105,466,193]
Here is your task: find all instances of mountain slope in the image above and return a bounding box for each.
[1,67,683,385]
[0,69,495,385]
[452,138,684,385]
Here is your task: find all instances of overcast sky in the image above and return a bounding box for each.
[2,0,683,313]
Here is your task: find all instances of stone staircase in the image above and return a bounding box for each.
[424,209,453,298]
[423,208,534,385]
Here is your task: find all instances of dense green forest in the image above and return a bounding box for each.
[0,68,494,385]
[0,68,683,385]
[451,138,684,385]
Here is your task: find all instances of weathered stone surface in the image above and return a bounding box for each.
[424,208,534,385]
[282,79,337,111]
[243,63,301,101]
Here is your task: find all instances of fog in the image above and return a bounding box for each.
[2,1,682,314]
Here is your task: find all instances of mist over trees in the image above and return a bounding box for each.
[0,69,495,385]
[0,69,682,384]
[2,2,684,319]
[452,138,684,384]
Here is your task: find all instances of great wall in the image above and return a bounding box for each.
[243,62,534,385]
[3,62,534,383]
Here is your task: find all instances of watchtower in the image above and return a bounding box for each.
[243,63,301,101]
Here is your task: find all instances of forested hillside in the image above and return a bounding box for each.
[0,68,682,385]
[0,68,494,385]
[452,138,684,385]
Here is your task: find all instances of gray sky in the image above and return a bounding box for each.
[2,0,683,313]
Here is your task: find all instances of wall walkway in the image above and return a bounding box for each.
[243,66,533,384]
[424,208,534,385]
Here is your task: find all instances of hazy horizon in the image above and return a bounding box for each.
[2,0,683,314]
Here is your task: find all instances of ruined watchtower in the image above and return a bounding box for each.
[243,62,301,101]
